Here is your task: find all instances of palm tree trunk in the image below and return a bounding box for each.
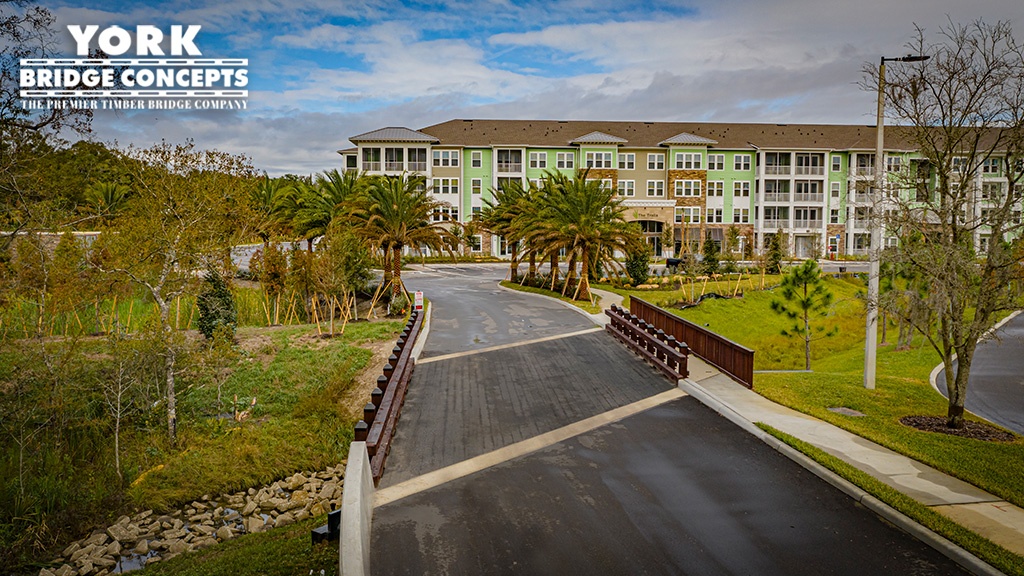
[392,245,403,296]
[528,250,537,282]
[509,241,520,280]
[578,247,591,301]
[562,252,577,296]
[549,253,559,290]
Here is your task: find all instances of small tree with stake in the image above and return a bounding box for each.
[771,260,837,370]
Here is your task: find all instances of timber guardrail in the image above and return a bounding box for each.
[629,297,754,388]
[605,304,689,381]
[353,308,424,485]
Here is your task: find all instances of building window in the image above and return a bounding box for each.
[346,155,357,170]
[384,147,404,171]
[647,180,665,197]
[733,181,750,197]
[952,156,969,172]
[982,158,1002,174]
[831,181,841,198]
[830,209,840,224]
[832,155,843,172]
[886,155,902,173]
[471,206,482,221]
[676,152,702,170]
[981,181,1002,200]
[707,208,723,223]
[978,235,990,253]
[618,153,635,170]
[764,152,792,175]
[469,235,482,252]
[648,153,665,170]
[586,151,613,168]
[675,206,700,224]
[408,148,427,171]
[431,178,459,194]
[432,206,458,222]
[471,178,482,195]
[733,208,749,223]
[529,151,547,169]
[497,149,522,173]
[556,152,574,169]
[433,150,459,167]
[708,154,725,171]
[734,154,751,171]
[362,147,381,171]
[856,154,876,176]
[673,180,700,197]
[708,181,724,197]
[795,153,825,175]
[617,180,635,197]
[471,151,482,168]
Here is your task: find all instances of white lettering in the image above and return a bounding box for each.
[137,25,164,56]
[98,26,132,56]
[171,25,202,56]
[67,25,98,56]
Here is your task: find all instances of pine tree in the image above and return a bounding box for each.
[770,260,836,370]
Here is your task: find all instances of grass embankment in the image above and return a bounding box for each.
[594,272,784,311]
[498,280,603,315]
[128,321,402,511]
[759,425,1024,576]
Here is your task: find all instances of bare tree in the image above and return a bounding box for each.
[92,141,257,442]
[867,19,1024,428]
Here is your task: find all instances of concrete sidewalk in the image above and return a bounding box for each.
[682,356,1024,570]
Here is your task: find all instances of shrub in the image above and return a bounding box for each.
[197,267,237,339]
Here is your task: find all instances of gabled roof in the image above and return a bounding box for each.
[659,132,718,146]
[349,127,439,143]
[570,131,629,145]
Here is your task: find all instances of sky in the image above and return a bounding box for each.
[28,0,1024,176]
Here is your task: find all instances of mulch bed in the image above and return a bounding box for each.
[899,415,1017,442]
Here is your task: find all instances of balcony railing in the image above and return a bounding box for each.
[793,192,824,202]
[763,192,790,202]
[853,193,873,203]
[793,219,823,229]
[497,162,522,173]
[856,167,875,176]
[385,162,404,171]
[364,161,381,171]
[762,219,788,228]
[795,166,825,176]
[851,220,870,230]
[409,161,427,171]
[764,166,791,175]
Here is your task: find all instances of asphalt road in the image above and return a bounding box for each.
[403,263,596,357]
[938,312,1024,434]
[373,264,969,575]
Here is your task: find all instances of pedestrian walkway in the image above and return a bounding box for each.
[683,355,1024,562]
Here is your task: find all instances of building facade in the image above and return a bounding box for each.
[340,120,1012,259]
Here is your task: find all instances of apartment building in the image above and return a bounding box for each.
[340,120,1013,259]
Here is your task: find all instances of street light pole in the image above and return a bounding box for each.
[864,54,929,390]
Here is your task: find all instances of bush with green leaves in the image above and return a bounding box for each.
[197,267,237,339]
[625,250,650,286]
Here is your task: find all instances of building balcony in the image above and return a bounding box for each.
[385,162,404,171]
[855,167,875,176]
[364,161,381,171]
[762,219,788,229]
[764,166,791,175]
[409,161,427,171]
[793,193,824,202]
[793,219,823,229]
[763,192,790,202]
[795,166,825,176]
[497,162,523,173]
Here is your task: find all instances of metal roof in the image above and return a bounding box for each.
[349,127,439,143]
[570,131,629,145]
[659,132,719,146]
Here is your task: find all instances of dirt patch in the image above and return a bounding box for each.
[900,415,1017,442]
[339,338,396,421]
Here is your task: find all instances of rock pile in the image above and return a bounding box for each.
[40,465,346,576]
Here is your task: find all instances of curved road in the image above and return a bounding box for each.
[938,312,1024,434]
[373,264,968,575]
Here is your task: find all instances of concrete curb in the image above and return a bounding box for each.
[410,300,431,362]
[678,378,1005,576]
[339,442,374,576]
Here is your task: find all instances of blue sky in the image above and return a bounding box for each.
[32,0,1024,175]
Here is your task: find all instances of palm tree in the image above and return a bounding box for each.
[481,178,536,280]
[290,169,364,249]
[527,169,643,301]
[84,181,131,223]
[248,175,293,250]
[355,173,453,297]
